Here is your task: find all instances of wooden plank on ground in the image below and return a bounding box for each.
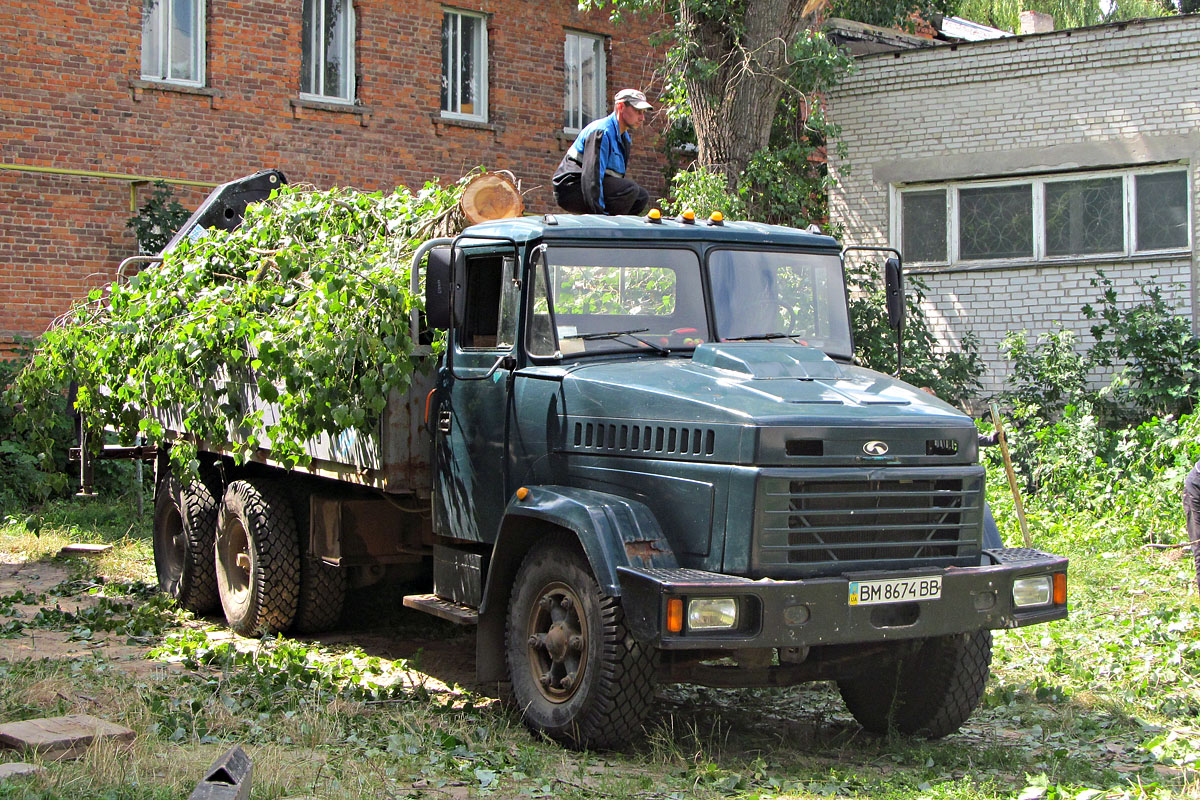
[0,714,134,760]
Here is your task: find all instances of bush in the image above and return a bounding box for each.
[998,326,1090,422]
[1083,272,1200,421]
[0,341,73,515]
[127,180,190,255]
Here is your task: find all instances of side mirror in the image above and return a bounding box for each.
[424,246,465,330]
[884,256,904,331]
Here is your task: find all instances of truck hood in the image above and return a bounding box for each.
[548,342,969,427]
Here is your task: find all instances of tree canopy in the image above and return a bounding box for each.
[953,0,1177,32]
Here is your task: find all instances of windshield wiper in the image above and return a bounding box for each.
[564,328,670,355]
[727,332,801,342]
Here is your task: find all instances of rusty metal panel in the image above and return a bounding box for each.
[309,495,430,567]
[381,365,436,496]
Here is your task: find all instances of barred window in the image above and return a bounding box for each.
[897,167,1189,266]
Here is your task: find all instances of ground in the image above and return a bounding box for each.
[1,502,1199,799]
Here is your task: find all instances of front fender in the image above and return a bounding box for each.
[474,484,677,683]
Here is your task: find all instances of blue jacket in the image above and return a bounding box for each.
[552,112,632,213]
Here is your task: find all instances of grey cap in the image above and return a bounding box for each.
[614,89,653,110]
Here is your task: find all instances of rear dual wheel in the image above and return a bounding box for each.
[215,480,300,636]
[213,478,346,636]
[153,472,220,614]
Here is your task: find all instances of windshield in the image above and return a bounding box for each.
[528,247,709,357]
[709,249,852,359]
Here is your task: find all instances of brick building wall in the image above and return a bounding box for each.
[826,16,1200,397]
[0,0,668,351]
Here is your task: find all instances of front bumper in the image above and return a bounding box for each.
[617,547,1067,649]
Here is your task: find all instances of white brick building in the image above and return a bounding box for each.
[826,15,1200,396]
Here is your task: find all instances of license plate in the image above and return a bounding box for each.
[849,575,942,606]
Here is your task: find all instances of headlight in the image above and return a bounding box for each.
[687,597,738,630]
[1012,576,1052,607]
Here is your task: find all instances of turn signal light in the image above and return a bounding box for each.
[666,597,684,633]
[1053,572,1067,605]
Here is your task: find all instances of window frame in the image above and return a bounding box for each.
[300,0,357,104]
[563,30,607,134]
[892,164,1191,268]
[441,7,489,123]
[141,0,207,88]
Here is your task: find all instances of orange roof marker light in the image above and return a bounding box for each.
[708,211,724,226]
[646,208,662,222]
[679,209,696,224]
[516,487,530,501]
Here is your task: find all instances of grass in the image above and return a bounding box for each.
[1,482,1199,799]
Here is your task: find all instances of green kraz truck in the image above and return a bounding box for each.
[140,174,1068,750]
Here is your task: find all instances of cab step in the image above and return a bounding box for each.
[402,594,478,626]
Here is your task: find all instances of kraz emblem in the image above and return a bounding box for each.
[863,440,889,456]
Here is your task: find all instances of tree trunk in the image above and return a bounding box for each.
[682,0,827,183]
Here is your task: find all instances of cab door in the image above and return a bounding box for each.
[432,252,520,543]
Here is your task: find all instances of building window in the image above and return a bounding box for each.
[441,9,488,121]
[564,32,605,132]
[896,166,1190,266]
[141,0,205,86]
[301,0,355,102]
[959,185,1033,261]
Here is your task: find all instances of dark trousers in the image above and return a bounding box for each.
[554,175,649,216]
[1184,461,1200,591]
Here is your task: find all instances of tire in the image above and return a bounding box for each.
[293,554,346,633]
[290,488,346,634]
[214,480,300,636]
[838,630,993,738]
[153,472,220,613]
[504,538,657,750]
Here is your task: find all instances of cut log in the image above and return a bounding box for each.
[460,172,523,224]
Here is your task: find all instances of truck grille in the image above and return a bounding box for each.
[753,468,984,576]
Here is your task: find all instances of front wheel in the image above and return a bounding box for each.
[838,630,993,738]
[505,538,657,750]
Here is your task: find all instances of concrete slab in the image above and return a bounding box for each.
[0,762,45,780]
[0,714,134,760]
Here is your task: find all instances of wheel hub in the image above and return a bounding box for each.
[525,582,588,703]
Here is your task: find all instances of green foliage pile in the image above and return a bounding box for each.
[10,177,473,476]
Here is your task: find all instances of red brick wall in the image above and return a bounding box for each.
[0,0,669,346]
